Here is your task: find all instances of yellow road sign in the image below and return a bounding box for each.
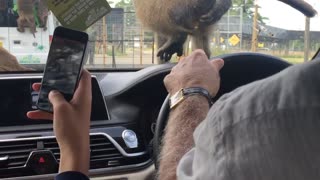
[213,37,225,43]
[258,43,264,48]
[0,41,2,47]
[220,37,224,43]
[229,34,240,46]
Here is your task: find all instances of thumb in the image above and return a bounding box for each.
[49,90,67,107]
[211,59,224,71]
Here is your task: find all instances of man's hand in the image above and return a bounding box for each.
[158,50,224,180]
[27,69,92,176]
[164,49,224,96]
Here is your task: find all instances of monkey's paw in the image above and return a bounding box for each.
[17,27,25,33]
[157,42,184,62]
[200,13,214,23]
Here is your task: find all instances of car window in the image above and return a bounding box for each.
[0,0,319,72]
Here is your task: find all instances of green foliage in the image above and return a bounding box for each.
[281,57,304,64]
[233,0,269,24]
[291,40,304,51]
[106,49,127,56]
[115,0,131,8]
[144,31,155,41]
[211,48,231,56]
[115,0,136,27]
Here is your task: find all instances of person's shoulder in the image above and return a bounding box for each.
[183,60,320,180]
[195,60,320,139]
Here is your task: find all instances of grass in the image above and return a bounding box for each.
[106,50,127,57]
[168,53,306,64]
[211,48,310,64]
[281,57,304,64]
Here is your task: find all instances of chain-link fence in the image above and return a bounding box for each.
[89,6,320,66]
[87,8,156,68]
[213,6,320,62]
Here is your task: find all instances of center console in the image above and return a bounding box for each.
[0,76,151,179]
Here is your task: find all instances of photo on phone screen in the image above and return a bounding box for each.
[37,27,88,112]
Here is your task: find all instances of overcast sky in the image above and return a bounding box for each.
[110,0,320,31]
[259,0,320,31]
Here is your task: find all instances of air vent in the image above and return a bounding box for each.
[43,134,125,169]
[89,134,124,169]
[0,133,149,178]
[0,140,37,169]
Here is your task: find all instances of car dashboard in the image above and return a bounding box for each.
[0,63,175,180]
[0,52,293,179]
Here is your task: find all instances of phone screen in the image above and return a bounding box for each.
[37,36,87,112]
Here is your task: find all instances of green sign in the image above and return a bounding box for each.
[19,55,41,64]
[46,0,111,31]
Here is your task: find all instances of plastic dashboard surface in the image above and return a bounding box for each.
[0,76,109,127]
[0,53,292,179]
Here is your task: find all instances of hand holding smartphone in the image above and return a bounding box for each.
[37,26,89,112]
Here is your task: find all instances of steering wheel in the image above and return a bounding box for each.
[153,52,291,169]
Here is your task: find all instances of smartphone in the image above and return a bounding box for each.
[37,26,89,113]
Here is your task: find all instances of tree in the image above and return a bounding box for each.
[115,0,136,27]
[233,0,269,24]
[115,0,132,8]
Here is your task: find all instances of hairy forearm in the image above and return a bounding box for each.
[158,96,210,180]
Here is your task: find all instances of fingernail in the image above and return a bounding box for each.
[213,58,223,61]
[50,90,59,95]
[212,59,224,64]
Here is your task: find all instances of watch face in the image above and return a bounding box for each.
[170,87,213,108]
[170,89,185,109]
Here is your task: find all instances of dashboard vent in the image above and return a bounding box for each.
[43,134,125,169]
[0,133,149,179]
[0,139,37,169]
[89,134,124,169]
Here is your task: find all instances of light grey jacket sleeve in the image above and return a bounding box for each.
[177,60,320,180]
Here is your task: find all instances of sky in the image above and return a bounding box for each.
[109,0,320,31]
[258,0,320,31]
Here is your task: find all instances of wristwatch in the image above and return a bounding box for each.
[169,87,213,109]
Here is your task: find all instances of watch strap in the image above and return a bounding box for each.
[169,87,213,109]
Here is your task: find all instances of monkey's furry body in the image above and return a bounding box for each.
[134,0,317,62]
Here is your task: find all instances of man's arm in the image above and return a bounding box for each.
[158,49,224,180]
[158,96,209,180]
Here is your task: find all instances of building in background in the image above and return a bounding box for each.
[90,4,320,65]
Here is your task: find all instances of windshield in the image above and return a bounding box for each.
[0,0,319,72]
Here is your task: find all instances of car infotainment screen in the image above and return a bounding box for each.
[0,77,109,127]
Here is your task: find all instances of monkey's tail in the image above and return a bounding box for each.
[190,26,213,58]
[278,0,317,17]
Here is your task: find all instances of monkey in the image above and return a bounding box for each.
[0,0,7,25]
[0,46,32,71]
[133,0,317,62]
[279,0,318,18]
[134,0,231,62]
[34,0,49,31]
[16,0,37,37]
